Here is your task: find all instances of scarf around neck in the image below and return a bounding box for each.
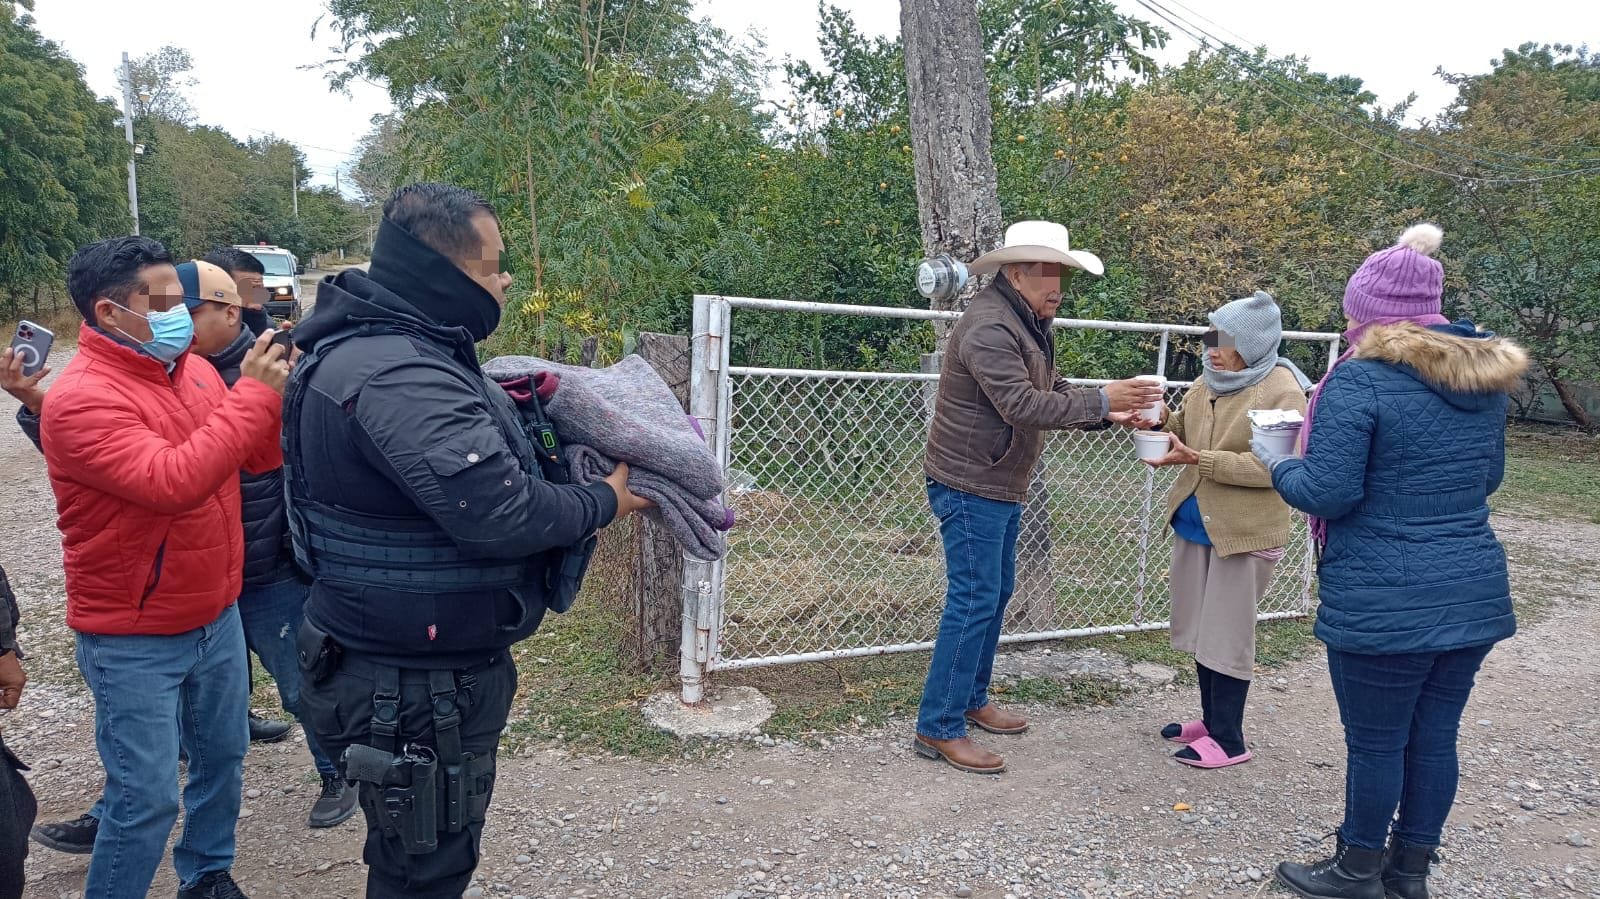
[367,218,502,343]
[1203,352,1313,396]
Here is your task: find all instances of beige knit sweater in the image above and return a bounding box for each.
[1163,366,1309,558]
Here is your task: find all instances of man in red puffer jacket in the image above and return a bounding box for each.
[38,236,290,899]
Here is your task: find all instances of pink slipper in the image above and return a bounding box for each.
[1174,736,1253,769]
[1164,719,1209,745]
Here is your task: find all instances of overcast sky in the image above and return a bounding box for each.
[24,0,1598,195]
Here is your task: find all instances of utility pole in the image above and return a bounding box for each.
[291,155,299,218]
[120,52,140,235]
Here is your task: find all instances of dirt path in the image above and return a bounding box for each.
[297,261,364,319]
[2,377,1596,897]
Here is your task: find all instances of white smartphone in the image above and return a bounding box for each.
[9,320,54,378]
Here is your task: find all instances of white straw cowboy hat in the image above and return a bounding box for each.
[968,220,1105,277]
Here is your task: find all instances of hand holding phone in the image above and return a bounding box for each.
[5,322,53,415]
[9,321,54,378]
[244,331,292,394]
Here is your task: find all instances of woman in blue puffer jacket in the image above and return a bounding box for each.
[1254,224,1528,899]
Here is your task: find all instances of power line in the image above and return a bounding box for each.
[1140,0,1600,176]
[1164,0,1600,167]
[1136,0,1511,176]
[1131,0,1600,183]
[244,129,365,161]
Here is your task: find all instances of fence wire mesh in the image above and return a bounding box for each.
[712,373,1315,670]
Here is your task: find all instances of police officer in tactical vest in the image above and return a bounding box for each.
[285,182,649,898]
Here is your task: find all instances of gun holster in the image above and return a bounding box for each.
[343,742,439,855]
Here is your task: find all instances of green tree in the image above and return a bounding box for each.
[980,0,1164,108]
[136,121,252,258]
[126,45,197,124]
[322,0,766,360]
[0,0,129,314]
[1428,44,1600,429]
[298,186,371,257]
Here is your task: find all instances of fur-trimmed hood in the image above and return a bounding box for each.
[1354,320,1528,408]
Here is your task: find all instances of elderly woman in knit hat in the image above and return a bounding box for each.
[1143,290,1309,770]
[1255,225,1527,899]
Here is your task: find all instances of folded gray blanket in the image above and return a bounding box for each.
[483,354,730,561]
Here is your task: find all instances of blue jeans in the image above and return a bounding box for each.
[237,577,337,777]
[1327,643,1495,849]
[917,478,1022,740]
[76,604,249,898]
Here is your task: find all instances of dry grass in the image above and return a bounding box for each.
[4,307,82,349]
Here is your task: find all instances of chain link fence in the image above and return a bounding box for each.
[679,296,1341,687]
[716,374,1314,666]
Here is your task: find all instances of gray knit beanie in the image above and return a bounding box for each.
[1208,290,1282,366]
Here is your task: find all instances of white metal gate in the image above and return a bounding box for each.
[677,295,1341,702]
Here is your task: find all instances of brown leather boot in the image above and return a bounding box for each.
[965,703,1029,735]
[912,735,1006,774]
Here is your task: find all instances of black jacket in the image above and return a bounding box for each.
[208,326,298,587]
[285,221,617,666]
[0,565,20,659]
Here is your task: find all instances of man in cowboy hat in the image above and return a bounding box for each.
[915,220,1162,774]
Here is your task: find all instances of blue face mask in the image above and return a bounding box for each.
[111,301,195,364]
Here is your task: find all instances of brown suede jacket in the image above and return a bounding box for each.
[924,279,1105,503]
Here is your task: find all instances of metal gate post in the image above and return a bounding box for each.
[679,295,728,704]
[1132,330,1172,623]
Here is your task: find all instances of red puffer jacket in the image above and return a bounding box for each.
[40,325,284,636]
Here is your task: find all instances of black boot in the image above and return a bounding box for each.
[1161,661,1214,741]
[1382,838,1437,899]
[1175,669,1249,763]
[1276,835,1386,899]
[248,713,291,744]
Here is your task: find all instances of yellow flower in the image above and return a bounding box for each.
[890,124,901,134]
[1015,134,1027,143]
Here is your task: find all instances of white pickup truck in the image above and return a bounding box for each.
[234,244,304,319]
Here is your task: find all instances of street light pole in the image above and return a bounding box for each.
[120,52,140,235]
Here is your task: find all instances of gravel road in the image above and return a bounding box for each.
[2,345,1595,899]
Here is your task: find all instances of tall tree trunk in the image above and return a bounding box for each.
[1547,361,1596,432]
[627,332,691,673]
[901,0,1003,348]
[902,0,1055,632]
